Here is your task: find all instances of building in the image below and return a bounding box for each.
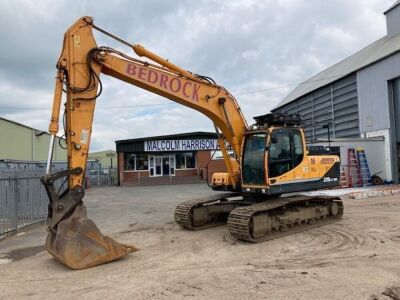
[116,132,229,186]
[0,117,66,162]
[88,150,117,169]
[272,1,400,183]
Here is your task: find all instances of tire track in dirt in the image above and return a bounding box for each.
[291,225,375,253]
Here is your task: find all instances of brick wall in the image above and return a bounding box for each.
[118,150,228,185]
[196,151,228,183]
[206,160,228,183]
[177,169,199,176]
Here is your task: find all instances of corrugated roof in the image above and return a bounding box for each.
[275,32,400,109]
[384,0,400,14]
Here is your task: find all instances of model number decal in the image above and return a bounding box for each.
[323,177,338,183]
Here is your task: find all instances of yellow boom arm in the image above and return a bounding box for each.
[48,16,248,190]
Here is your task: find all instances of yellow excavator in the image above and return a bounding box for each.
[42,17,343,270]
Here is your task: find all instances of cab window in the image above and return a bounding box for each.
[242,133,267,185]
[269,129,304,178]
[293,131,304,166]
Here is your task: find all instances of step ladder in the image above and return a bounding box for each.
[347,148,362,187]
[340,166,349,188]
[356,147,372,186]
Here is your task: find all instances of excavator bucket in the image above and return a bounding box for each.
[46,203,138,270]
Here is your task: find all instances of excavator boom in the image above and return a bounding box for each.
[43,17,248,269]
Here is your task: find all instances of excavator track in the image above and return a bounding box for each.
[174,192,244,230]
[228,195,344,243]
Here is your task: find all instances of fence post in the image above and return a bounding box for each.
[97,164,100,186]
[13,178,19,233]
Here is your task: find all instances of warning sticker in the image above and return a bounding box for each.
[74,35,81,47]
[80,129,89,144]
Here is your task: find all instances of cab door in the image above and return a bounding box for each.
[242,132,267,186]
[268,128,304,182]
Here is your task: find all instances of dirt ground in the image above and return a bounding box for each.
[0,184,399,299]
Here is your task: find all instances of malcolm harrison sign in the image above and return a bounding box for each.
[144,139,225,152]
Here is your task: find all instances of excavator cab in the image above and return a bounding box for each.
[242,127,305,187]
[240,113,340,195]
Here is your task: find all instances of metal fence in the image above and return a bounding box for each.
[0,170,50,235]
[87,168,118,187]
[0,168,118,236]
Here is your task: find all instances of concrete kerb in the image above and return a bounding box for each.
[348,186,400,199]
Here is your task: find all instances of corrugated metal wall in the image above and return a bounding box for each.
[272,73,359,141]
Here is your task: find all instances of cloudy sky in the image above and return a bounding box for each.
[0,0,394,151]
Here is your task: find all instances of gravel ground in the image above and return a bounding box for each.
[0,184,399,299]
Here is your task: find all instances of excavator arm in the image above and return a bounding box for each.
[42,16,248,269]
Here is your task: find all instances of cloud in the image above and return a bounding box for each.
[0,0,394,151]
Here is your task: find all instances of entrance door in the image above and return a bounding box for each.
[162,156,170,176]
[153,156,162,176]
[149,155,175,177]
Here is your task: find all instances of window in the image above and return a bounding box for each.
[124,153,148,171]
[176,153,186,169]
[125,154,136,171]
[268,129,304,178]
[211,150,236,160]
[185,152,196,168]
[293,131,304,166]
[242,133,267,185]
[269,130,292,178]
[175,152,196,169]
[136,153,149,170]
[269,131,291,161]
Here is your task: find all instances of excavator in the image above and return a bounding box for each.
[42,16,343,270]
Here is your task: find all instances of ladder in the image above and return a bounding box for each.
[347,148,362,187]
[340,166,349,188]
[356,147,372,186]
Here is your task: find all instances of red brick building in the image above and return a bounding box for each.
[116,132,230,186]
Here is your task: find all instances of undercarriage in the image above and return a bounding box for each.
[174,193,344,242]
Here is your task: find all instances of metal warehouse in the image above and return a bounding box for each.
[0,117,66,162]
[273,1,400,183]
[116,132,228,186]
